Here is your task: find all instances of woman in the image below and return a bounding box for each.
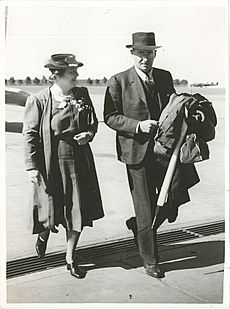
[23,53,104,278]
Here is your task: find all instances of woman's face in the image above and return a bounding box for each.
[56,67,79,92]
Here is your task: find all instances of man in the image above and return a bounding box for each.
[103,32,175,278]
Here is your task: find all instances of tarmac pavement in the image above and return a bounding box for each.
[4,86,229,307]
[6,233,226,305]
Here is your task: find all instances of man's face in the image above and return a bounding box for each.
[132,49,156,73]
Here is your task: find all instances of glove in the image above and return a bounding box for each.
[27,169,40,184]
[73,131,95,145]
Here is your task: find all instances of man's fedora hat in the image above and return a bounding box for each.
[44,53,83,69]
[126,32,161,50]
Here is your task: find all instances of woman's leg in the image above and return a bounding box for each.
[35,230,50,258]
[65,229,86,278]
[39,230,50,242]
[65,230,81,264]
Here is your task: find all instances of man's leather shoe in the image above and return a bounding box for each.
[67,262,86,279]
[35,236,47,259]
[126,217,138,246]
[143,262,164,278]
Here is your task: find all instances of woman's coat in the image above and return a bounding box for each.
[23,86,104,233]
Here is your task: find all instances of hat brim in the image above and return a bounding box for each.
[126,45,162,50]
[44,62,83,69]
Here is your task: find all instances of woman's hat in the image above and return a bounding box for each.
[126,32,161,50]
[44,54,83,69]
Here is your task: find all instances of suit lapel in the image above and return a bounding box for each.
[128,67,147,104]
[127,67,164,115]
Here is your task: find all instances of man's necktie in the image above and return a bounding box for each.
[145,73,156,97]
[144,73,160,120]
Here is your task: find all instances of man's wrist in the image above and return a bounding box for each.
[87,130,95,141]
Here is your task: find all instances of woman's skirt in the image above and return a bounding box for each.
[51,137,103,232]
[27,136,104,234]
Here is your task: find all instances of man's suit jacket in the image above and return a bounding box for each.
[104,66,175,165]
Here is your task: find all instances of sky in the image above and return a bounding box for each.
[4,0,227,85]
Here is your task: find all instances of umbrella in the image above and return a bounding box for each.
[5,87,30,106]
[151,117,188,229]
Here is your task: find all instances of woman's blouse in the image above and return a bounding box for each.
[51,86,93,137]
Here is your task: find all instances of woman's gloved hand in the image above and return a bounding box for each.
[73,131,94,145]
[27,169,41,184]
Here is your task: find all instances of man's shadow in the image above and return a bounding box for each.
[5,122,23,133]
[159,240,224,273]
[78,240,224,275]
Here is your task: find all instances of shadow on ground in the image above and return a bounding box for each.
[5,122,23,133]
[78,240,224,276]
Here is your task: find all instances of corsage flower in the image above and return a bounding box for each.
[72,98,91,112]
[57,96,92,115]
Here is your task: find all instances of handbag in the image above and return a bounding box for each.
[180,133,209,164]
[26,176,55,234]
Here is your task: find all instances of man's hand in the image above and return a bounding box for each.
[27,169,40,184]
[139,120,159,133]
[73,131,92,145]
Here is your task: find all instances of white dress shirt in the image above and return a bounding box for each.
[134,66,154,133]
[134,66,154,83]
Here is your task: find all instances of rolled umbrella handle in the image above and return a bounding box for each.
[151,118,188,228]
[157,118,188,206]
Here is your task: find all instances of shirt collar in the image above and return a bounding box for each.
[134,66,153,82]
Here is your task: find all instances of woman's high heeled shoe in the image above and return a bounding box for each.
[66,262,86,279]
[35,235,47,259]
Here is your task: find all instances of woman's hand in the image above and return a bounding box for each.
[27,169,41,184]
[73,131,94,145]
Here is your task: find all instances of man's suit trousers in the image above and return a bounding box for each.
[126,146,161,265]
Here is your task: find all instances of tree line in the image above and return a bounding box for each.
[5,76,188,86]
[5,76,108,86]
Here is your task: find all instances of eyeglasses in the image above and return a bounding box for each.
[132,50,156,58]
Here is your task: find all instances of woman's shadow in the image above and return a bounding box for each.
[78,240,224,275]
